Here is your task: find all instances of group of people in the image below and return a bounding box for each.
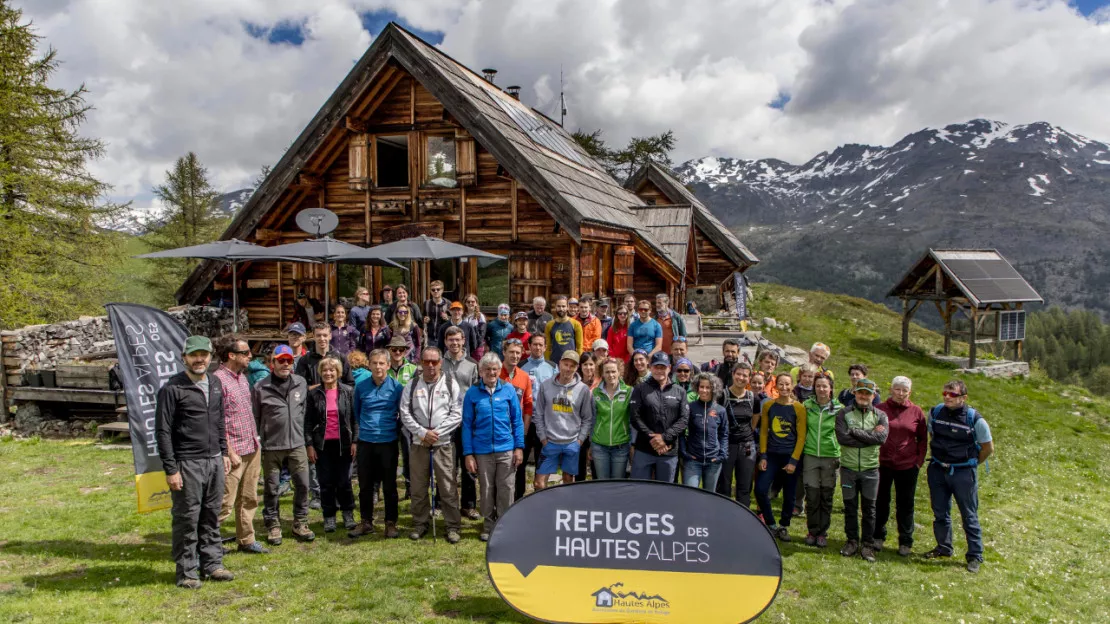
[154,287,993,589]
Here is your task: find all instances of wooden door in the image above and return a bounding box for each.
[613,245,635,296]
[579,243,597,299]
[509,256,552,309]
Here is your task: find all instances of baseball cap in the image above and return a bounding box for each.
[285,322,306,335]
[592,339,609,351]
[450,301,464,310]
[854,378,878,394]
[273,344,295,360]
[514,311,528,321]
[650,352,671,367]
[183,336,212,355]
[567,297,579,305]
[296,290,307,299]
[598,298,611,308]
[498,304,511,315]
[560,350,580,363]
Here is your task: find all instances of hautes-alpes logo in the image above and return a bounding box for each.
[591,583,670,613]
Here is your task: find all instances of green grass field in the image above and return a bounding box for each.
[1,283,1108,623]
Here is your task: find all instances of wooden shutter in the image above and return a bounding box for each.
[613,245,635,295]
[455,128,477,187]
[348,133,369,190]
[509,256,552,309]
[579,243,597,298]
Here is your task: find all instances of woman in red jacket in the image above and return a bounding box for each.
[605,305,632,362]
[874,375,928,557]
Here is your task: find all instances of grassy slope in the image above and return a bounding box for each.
[1,283,1107,623]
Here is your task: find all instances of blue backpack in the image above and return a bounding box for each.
[929,404,988,474]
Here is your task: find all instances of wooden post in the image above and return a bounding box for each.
[510,179,518,242]
[968,307,979,368]
[1016,302,1024,359]
[943,301,953,355]
[570,241,579,298]
[277,262,284,328]
[459,185,467,242]
[902,298,910,350]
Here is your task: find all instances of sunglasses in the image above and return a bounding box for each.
[231,349,252,356]
[431,288,442,292]
[397,311,409,315]
[676,369,692,374]
[673,336,687,343]
[390,347,407,352]
[503,338,523,345]
[942,391,965,398]
[638,309,650,313]
[422,359,442,366]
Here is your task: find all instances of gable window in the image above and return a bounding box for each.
[425,135,457,188]
[376,135,409,188]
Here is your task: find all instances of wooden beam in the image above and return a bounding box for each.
[510,179,518,242]
[906,264,939,295]
[460,184,467,242]
[277,262,284,328]
[901,298,921,350]
[409,76,416,125]
[570,241,579,298]
[346,116,368,133]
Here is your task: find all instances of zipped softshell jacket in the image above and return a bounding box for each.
[592,382,632,447]
[155,371,227,476]
[461,380,525,456]
[681,399,729,463]
[353,374,403,443]
[835,402,890,472]
[399,373,462,447]
[252,373,309,451]
[629,376,690,457]
[802,396,843,458]
[295,348,353,387]
[305,383,356,451]
[535,373,595,445]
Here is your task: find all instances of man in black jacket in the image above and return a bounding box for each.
[295,323,354,387]
[155,336,233,589]
[629,352,690,482]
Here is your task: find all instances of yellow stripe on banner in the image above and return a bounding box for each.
[489,563,780,624]
[136,472,173,514]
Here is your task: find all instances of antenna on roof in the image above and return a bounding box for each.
[559,65,567,127]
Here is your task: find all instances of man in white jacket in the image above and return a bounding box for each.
[399,346,463,543]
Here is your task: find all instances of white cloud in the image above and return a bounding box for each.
[18,0,1110,208]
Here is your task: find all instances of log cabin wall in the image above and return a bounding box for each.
[694,226,738,286]
[635,180,670,206]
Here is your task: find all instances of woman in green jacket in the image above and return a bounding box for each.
[591,358,633,479]
[801,374,842,547]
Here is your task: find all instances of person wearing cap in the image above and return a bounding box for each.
[349,286,373,333]
[254,344,316,546]
[485,304,514,359]
[791,343,835,383]
[443,325,480,518]
[212,335,269,555]
[533,350,595,490]
[835,378,889,562]
[285,323,309,366]
[155,335,234,588]
[923,380,993,573]
[462,352,525,541]
[437,301,479,357]
[597,299,613,337]
[385,334,418,501]
[516,333,557,500]
[507,311,531,348]
[350,348,405,539]
[669,336,696,372]
[591,339,609,362]
[567,297,580,318]
[672,358,697,402]
[653,294,687,354]
[544,296,584,363]
[379,284,394,307]
[526,296,552,336]
[628,300,663,357]
[874,376,927,557]
[629,352,690,482]
[577,298,603,354]
[838,364,880,407]
[293,290,323,328]
[423,280,451,341]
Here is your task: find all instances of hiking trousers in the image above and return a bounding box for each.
[171,456,225,582]
[841,466,880,543]
[755,452,798,528]
[716,440,756,507]
[410,443,461,532]
[927,462,983,562]
[876,465,919,547]
[477,451,515,533]
[219,450,261,546]
[514,423,544,500]
[358,441,399,523]
[262,448,310,526]
[803,455,839,538]
[316,440,355,518]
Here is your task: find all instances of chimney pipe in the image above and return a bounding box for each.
[481,68,497,84]
[505,85,520,100]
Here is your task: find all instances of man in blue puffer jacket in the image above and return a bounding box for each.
[462,352,525,542]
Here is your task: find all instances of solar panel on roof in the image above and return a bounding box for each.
[943,259,991,280]
[977,260,1023,280]
[489,95,595,169]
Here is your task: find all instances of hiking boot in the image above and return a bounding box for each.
[465,508,481,521]
[816,535,828,548]
[266,525,282,546]
[409,527,428,541]
[804,533,817,546]
[967,560,982,574]
[309,496,322,511]
[323,517,337,533]
[237,541,270,554]
[922,547,953,559]
[898,545,913,557]
[860,546,876,563]
[774,526,791,542]
[177,578,202,589]
[841,540,859,557]
[478,532,491,542]
[792,506,804,517]
[871,538,884,552]
[292,521,316,542]
[203,568,234,582]
[348,520,374,538]
[446,530,461,544]
[342,510,356,530]
[384,522,400,539]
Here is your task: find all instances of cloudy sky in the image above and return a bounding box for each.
[19,0,1110,211]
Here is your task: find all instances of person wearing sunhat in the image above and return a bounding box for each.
[437,301,479,357]
[155,335,233,588]
[591,339,610,361]
[485,304,514,359]
[629,351,690,482]
[835,378,889,562]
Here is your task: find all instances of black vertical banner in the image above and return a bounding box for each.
[734,272,748,320]
[106,303,190,513]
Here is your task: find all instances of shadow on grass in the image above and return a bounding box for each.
[22,563,175,591]
[1,539,167,563]
[432,595,530,622]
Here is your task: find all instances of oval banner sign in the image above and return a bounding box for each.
[486,480,782,624]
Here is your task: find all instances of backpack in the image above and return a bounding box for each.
[929,404,988,473]
[407,373,460,425]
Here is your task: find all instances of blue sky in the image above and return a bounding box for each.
[244,9,444,48]
[1073,0,1110,15]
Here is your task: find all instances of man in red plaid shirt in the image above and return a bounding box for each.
[213,336,269,554]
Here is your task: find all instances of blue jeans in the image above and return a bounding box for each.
[683,459,723,490]
[630,452,678,482]
[592,442,630,479]
[755,452,798,527]
[927,462,983,562]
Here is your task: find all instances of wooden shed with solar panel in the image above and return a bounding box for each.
[175,22,755,327]
[888,249,1043,367]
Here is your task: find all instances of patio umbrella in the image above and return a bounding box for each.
[135,238,311,332]
[338,235,506,264]
[250,236,406,320]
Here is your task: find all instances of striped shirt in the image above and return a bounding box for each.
[213,365,259,456]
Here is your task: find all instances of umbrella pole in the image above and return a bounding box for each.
[232,262,239,333]
[324,262,330,323]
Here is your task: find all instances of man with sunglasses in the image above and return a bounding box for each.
[443,326,480,519]
[628,300,663,357]
[924,380,993,573]
[669,336,697,372]
[382,335,418,501]
[423,280,451,341]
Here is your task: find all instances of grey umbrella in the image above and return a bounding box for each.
[251,237,406,320]
[337,235,506,263]
[135,238,311,332]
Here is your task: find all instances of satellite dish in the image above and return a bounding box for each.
[295,208,339,237]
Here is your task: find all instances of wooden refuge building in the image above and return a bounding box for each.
[177,23,756,328]
[888,249,1043,367]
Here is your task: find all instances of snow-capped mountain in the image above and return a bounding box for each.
[101,187,255,236]
[677,119,1110,316]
